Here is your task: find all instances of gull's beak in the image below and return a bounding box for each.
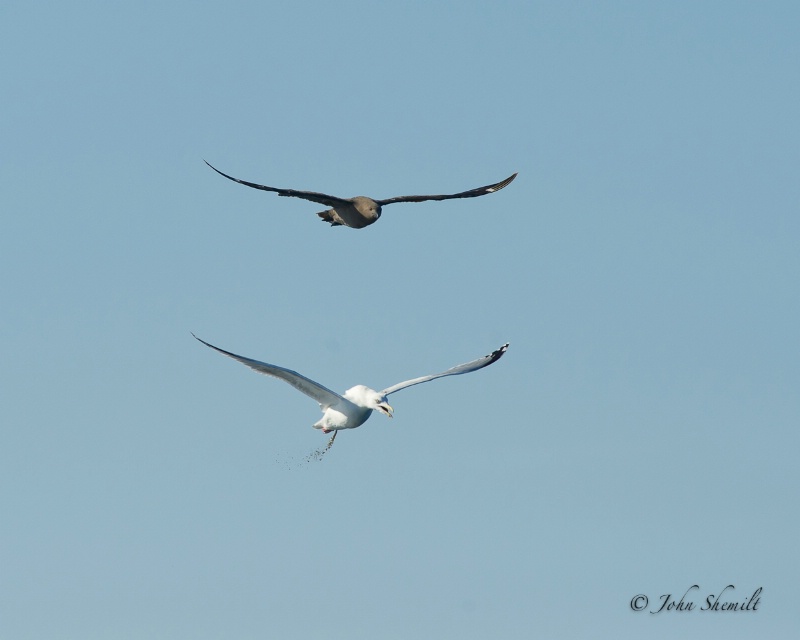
[379,402,394,418]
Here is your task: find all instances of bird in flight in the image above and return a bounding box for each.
[193,333,508,445]
[204,160,517,229]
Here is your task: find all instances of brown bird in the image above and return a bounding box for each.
[204,160,517,229]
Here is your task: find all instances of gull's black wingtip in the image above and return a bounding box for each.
[487,342,510,365]
[191,332,212,348]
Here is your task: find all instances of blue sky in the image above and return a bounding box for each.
[1,1,798,638]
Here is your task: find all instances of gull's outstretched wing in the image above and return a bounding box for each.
[204,161,351,209]
[375,173,517,206]
[193,333,346,409]
[381,343,509,396]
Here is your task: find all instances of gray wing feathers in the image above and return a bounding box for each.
[204,161,351,208]
[376,173,517,206]
[192,334,345,409]
[381,343,509,396]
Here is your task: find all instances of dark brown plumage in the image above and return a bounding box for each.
[204,161,517,229]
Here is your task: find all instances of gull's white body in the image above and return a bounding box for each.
[193,334,509,433]
[318,385,382,432]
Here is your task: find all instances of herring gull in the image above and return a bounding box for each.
[193,334,508,440]
[203,161,517,229]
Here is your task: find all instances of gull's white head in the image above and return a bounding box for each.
[345,385,394,419]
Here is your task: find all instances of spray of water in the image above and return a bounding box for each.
[274,431,339,469]
[304,431,337,463]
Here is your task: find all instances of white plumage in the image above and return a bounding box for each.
[193,334,508,434]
